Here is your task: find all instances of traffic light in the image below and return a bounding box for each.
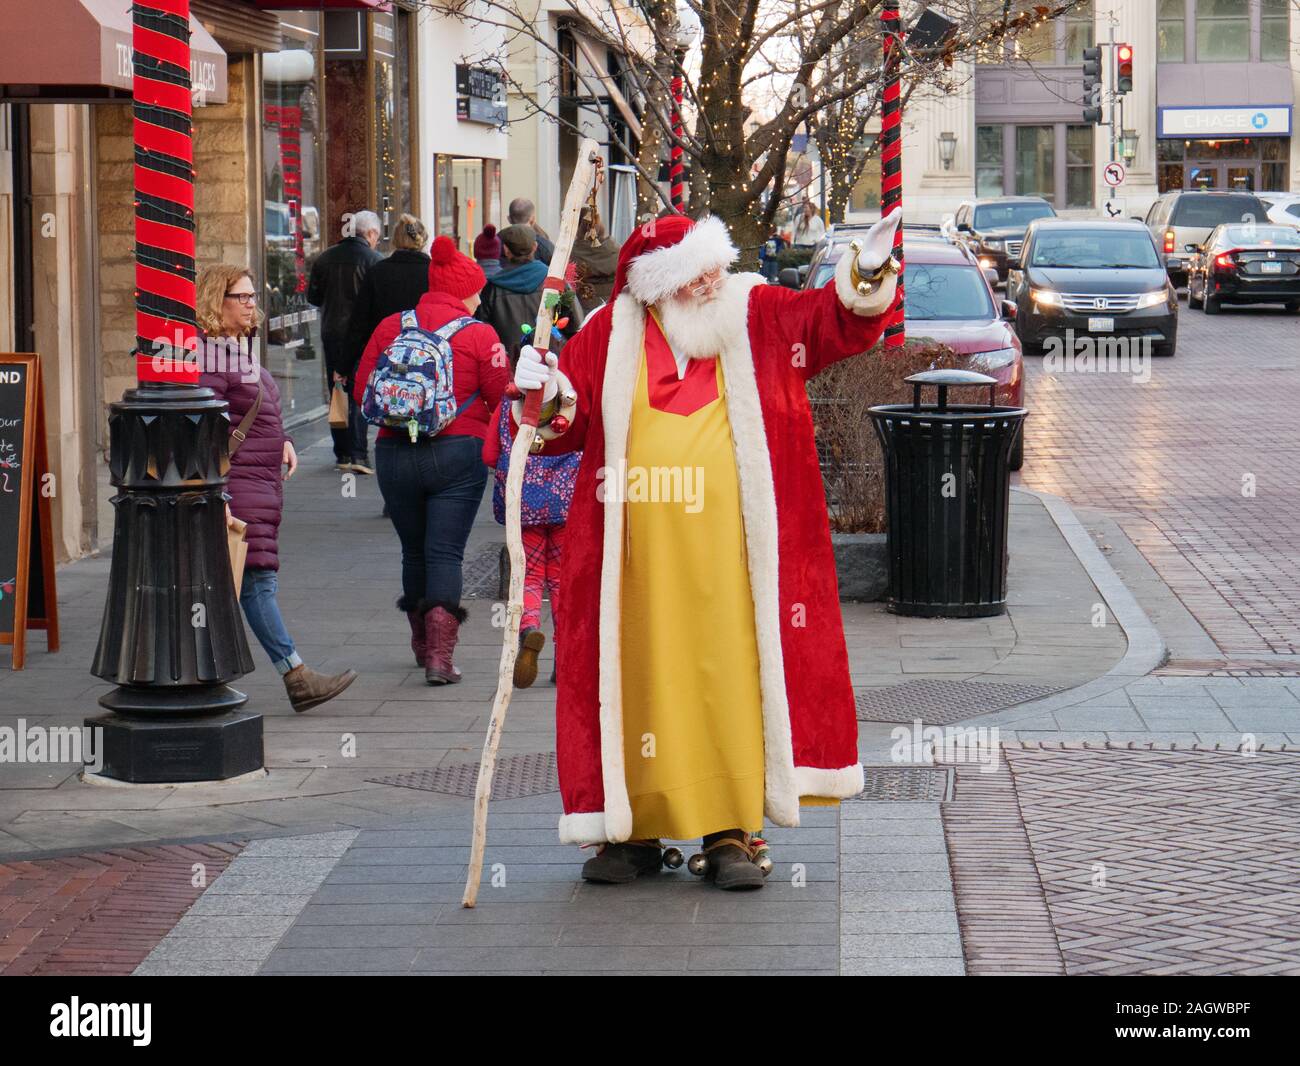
[1116,43,1133,95]
[1082,46,1102,124]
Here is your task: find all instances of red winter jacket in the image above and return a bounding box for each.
[352,290,509,441]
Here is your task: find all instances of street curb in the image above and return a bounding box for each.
[965,488,1167,728]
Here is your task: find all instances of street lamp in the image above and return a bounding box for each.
[1120,129,1139,164]
[937,131,957,171]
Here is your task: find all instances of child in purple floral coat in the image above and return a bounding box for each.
[483,400,581,688]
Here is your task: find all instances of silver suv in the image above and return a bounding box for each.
[1144,191,1269,287]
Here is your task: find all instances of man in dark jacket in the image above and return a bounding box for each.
[477,224,583,354]
[508,198,554,264]
[307,210,382,473]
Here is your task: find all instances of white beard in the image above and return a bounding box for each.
[655,277,737,360]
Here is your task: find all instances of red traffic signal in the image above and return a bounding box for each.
[1117,43,1133,94]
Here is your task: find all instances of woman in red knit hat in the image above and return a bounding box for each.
[353,236,510,684]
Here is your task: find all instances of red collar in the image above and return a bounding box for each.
[644,311,718,416]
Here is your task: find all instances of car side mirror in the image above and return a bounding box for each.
[957,222,971,233]
[778,267,802,290]
[1001,299,1017,321]
[1006,254,1021,269]
[982,267,999,287]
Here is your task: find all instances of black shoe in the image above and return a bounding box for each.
[580,841,664,884]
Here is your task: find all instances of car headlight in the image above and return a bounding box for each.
[1030,287,1063,308]
[978,257,996,269]
[1136,289,1169,309]
[970,347,1017,371]
[982,239,1003,251]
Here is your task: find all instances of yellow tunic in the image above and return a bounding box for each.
[620,349,766,841]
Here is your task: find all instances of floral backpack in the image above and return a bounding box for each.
[491,403,581,527]
[361,312,479,441]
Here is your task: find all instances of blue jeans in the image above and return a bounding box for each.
[240,567,303,675]
[376,434,487,608]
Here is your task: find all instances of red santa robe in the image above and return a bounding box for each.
[542,215,894,845]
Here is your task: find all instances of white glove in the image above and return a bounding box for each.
[514,343,558,401]
[856,207,902,274]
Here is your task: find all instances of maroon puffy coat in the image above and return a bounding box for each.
[198,335,288,571]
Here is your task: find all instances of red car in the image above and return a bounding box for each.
[796,234,1025,467]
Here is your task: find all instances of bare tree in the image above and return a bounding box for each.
[440,0,1088,265]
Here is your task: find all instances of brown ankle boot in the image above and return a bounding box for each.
[283,664,357,713]
[513,627,545,689]
[424,604,466,685]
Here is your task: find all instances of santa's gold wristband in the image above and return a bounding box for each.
[848,242,901,297]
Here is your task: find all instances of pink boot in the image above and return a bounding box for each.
[424,605,466,685]
[406,611,426,667]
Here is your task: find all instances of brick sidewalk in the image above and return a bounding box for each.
[0,843,242,975]
[943,745,1300,976]
[1017,304,1300,658]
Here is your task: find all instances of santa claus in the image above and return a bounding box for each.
[511,207,902,889]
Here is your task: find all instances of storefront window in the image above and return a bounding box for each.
[262,18,326,422]
[1261,0,1289,60]
[1196,0,1249,62]
[1012,16,1056,63]
[976,125,1004,197]
[1015,125,1054,200]
[453,158,484,251]
[435,155,455,237]
[1066,125,1093,207]
[1158,0,1185,62]
[1064,2,1094,64]
[1261,137,1288,189]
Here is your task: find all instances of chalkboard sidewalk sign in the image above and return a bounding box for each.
[0,353,59,669]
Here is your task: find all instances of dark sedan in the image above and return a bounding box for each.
[1186,224,1300,314]
[953,197,1057,283]
[1007,220,1178,357]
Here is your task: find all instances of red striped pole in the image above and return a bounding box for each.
[880,0,905,348]
[132,0,198,384]
[670,50,686,212]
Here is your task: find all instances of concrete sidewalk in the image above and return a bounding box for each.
[19,415,1260,976]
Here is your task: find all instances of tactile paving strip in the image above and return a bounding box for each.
[368,751,559,799]
[849,766,952,802]
[854,679,1062,724]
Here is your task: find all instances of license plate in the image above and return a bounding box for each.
[1261,261,1282,274]
[1087,317,1114,332]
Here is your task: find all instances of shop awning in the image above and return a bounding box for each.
[0,0,228,104]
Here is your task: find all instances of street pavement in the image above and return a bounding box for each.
[3,298,1300,974]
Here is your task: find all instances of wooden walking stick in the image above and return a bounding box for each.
[463,139,603,907]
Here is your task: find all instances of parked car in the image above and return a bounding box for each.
[1256,192,1300,229]
[784,236,1025,468]
[1143,190,1269,286]
[1186,223,1300,314]
[1007,219,1177,357]
[952,197,1057,283]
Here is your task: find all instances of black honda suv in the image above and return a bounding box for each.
[953,197,1057,283]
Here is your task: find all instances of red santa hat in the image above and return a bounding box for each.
[612,214,738,306]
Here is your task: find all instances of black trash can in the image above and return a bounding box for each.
[869,370,1026,618]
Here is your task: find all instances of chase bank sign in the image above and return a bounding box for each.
[1159,106,1292,138]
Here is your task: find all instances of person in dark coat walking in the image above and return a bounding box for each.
[344,213,432,375]
[477,224,584,354]
[308,210,382,474]
[352,237,510,685]
[508,198,554,264]
[197,264,358,713]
